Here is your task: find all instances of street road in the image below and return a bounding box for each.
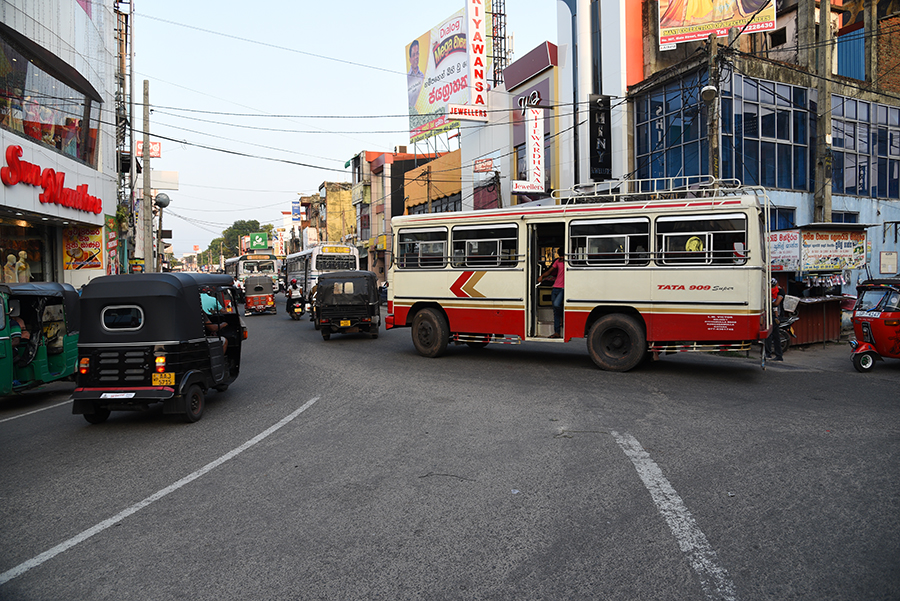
[2,298,898,600]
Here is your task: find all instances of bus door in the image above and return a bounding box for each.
[528,222,565,338]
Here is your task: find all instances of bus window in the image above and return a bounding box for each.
[451,224,518,268]
[656,213,747,266]
[569,218,650,266]
[398,228,447,268]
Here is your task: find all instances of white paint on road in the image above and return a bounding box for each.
[0,400,72,424]
[611,430,737,601]
[0,397,320,586]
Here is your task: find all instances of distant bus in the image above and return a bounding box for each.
[224,253,281,299]
[386,178,772,371]
[284,243,360,302]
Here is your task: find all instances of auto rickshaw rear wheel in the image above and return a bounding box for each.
[83,407,110,424]
[183,384,205,423]
[852,351,877,373]
[322,330,331,340]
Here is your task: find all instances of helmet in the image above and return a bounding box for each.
[771,278,777,285]
[291,279,297,285]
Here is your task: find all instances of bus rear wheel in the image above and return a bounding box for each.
[587,314,646,372]
[412,308,449,358]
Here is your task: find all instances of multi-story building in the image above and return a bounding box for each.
[0,0,119,285]
[348,148,444,280]
[455,0,899,296]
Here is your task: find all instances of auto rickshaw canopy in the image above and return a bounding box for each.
[315,271,379,306]
[78,273,235,344]
[1,282,81,333]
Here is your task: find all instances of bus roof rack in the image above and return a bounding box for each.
[552,176,756,205]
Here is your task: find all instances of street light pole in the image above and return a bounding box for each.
[142,80,153,272]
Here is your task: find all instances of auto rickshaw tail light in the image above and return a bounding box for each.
[79,357,90,375]
[885,319,900,327]
[155,356,166,373]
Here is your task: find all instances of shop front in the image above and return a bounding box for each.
[1,139,116,287]
[769,224,870,345]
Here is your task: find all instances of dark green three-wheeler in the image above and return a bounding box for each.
[1,282,80,395]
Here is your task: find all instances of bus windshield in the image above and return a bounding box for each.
[243,260,275,274]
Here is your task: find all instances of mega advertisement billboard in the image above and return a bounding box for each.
[406,9,492,143]
[659,0,776,50]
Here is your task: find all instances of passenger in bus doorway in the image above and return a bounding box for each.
[540,248,565,338]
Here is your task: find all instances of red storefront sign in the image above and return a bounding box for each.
[1,145,103,214]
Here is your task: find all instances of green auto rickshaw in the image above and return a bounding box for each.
[1,282,80,395]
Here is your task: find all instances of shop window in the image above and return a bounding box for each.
[0,31,100,166]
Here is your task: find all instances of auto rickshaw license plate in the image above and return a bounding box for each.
[152,372,175,386]
[340,320,351,327]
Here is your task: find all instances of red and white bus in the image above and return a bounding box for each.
[386,179,772,371]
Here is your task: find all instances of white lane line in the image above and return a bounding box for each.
[0,397,320,586]
[0,400,73,424]
[611,430,737,601]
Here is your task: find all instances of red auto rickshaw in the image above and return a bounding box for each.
[243,275,276,316]
[849,278,900,372]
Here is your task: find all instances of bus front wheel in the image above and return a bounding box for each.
[587,314,646,372]
[412,308,449,358]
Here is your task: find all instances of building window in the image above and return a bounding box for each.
[633,69,708,190]
[722,72,814,191]
[768,207,796,231]
[0,31,100,166]
[831,211,858,223]
[832,95,900,199]
[410,194,462,215]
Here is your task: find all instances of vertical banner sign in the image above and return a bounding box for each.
[589,94,612,182]
[466,0,487,110]
[291,199,302,223]
[511,108,545,193]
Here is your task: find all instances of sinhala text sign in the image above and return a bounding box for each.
[801,230,867,271]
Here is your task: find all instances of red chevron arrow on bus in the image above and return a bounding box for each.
[450,271,486,298]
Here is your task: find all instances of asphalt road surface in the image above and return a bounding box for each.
[2,298,898,600]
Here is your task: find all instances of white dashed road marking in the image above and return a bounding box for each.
[0,397,319,586]
[611,430,738,601]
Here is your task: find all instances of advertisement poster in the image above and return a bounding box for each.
[801,230,867,271]
[406,9,491,143]
[768,229,800,272]
[63,226,103,270]
[658,0,776,50]
[104,215,121,275]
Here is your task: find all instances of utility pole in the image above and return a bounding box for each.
[141,80,153,271]
[815,0,833,223]
[426,165,432,213]
[706,33,720,182]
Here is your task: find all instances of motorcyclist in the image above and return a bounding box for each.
[286,278,303,315]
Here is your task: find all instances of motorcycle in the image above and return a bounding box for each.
[286,279,305,320]
[778,310,799,354]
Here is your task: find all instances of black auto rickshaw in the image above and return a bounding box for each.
[71,273,246,423]
[1,282,80,395]
[244,275,276,315]
[314,270,380,340]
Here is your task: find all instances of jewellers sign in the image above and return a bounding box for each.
[511,108,544,193]
[1,145,102,214]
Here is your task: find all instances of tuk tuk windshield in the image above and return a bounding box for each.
[857,289,900,312]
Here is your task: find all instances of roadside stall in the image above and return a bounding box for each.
[769,224,869,346]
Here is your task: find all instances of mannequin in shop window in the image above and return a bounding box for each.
[4,254,17,283]
[16,251,32,282]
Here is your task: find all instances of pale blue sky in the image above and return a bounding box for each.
[136,1,558,256]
